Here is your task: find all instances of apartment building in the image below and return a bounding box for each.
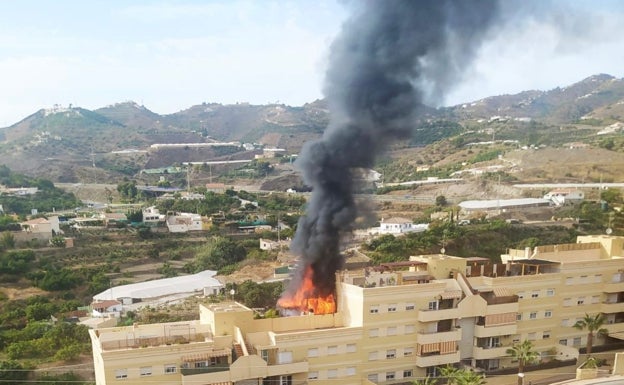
[89,235,624,385]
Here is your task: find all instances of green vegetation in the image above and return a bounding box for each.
[573,313,608,355]
[506,340,540,385]
[0,166,80,215]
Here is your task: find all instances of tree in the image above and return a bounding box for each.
[0,231,15,249]
[438,365,485,385]
[413,377,438,385]
[506,340,539,385]
[436,195,447,207]
[573,313,608,355]
[0,360,29,382]
[193,236,247,272]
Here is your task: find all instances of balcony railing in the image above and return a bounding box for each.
[474,323,517,338]
[473,345,509,360]
[418,307,460,322]
[180,364,230,376]
[417,329,461,344]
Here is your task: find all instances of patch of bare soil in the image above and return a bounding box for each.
[216,260,283,284]
[1,285,47,300]
[507,147,624,182]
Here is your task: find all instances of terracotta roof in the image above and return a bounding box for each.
[92,300,121,308]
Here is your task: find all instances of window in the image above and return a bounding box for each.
[573,337,582,346]
[559,339,568,346]
[387,326,397,336]
[546,288,555,296]
[346,367,356,376]
[164,364,177,374]
[346,343,356,353]
[328,346,338,355]
[370,328,379,338]
[404,347,414,357]
[279,375,292,385]
[529,312,537,319]
[140,367,152,377]
[115,369,128,380]
[563,298,572,307]
[368,374,378,382]
[261,349,269,362]
[528,332,536,341]
[370,305,379,314]
[531,291,539,298]
[545,310,552,318]
[577,297,585,305]
[405,324,415,334]
[517,313,522,321]
[518,291,525,299]
[565,277,573,285]
[327,369,337,379]
[426,367,438,377]
[308,348,319,358]
[403,370,413,378]
[406,303,415,311]
[386,349,396,359]
[308,371,318,380]
[369,351,378,361]
[386,372,396,380]
[595,274,603,283]
[580,275,588,283]
[428,301,438,310]
[278,351,293,364]
[543,330,551,339]
[592,295,600,304]
[388,304,397,312]
[562,318,569,327]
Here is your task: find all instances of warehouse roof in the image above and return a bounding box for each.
[93,270,223,301]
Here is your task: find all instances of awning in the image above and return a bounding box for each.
[439,290,463,299]
[493,287,514,297]
[181,351,229,362]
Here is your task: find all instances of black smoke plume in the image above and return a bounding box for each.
[282,0,501,301]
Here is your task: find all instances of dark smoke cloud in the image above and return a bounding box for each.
[283,0,501,299]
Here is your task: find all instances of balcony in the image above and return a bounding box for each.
[181,365,231,385]
[601,301,624,314]
[418,307,460,322]
[474,323,517,338]
[417,329,461,345]
[267,361,309,377]
[415,351,460,367]
[473,345,509,360]
[181,364,229,376]
[604,321,624,335]
[485,303,518,315]
[604,282,624,293]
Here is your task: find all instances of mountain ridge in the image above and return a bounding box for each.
[0,74,622,184]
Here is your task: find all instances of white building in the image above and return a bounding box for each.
[374,217,429,235]
[165,212,205,233]
[142,206,165,226]
[543,189,585,206]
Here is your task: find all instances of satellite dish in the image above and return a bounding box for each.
[606,228,613,235]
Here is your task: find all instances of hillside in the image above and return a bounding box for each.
[0,74,623,186]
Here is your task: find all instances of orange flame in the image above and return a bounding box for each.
[277,265,336,315]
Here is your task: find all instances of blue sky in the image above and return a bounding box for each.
[0,0,623,126]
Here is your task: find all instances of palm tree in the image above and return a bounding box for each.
[412,377,438,385]
[573,313,608,355]
[507,340,539,385]
[438,365,485,385]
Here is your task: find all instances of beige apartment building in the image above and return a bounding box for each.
[90,235,624,385]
